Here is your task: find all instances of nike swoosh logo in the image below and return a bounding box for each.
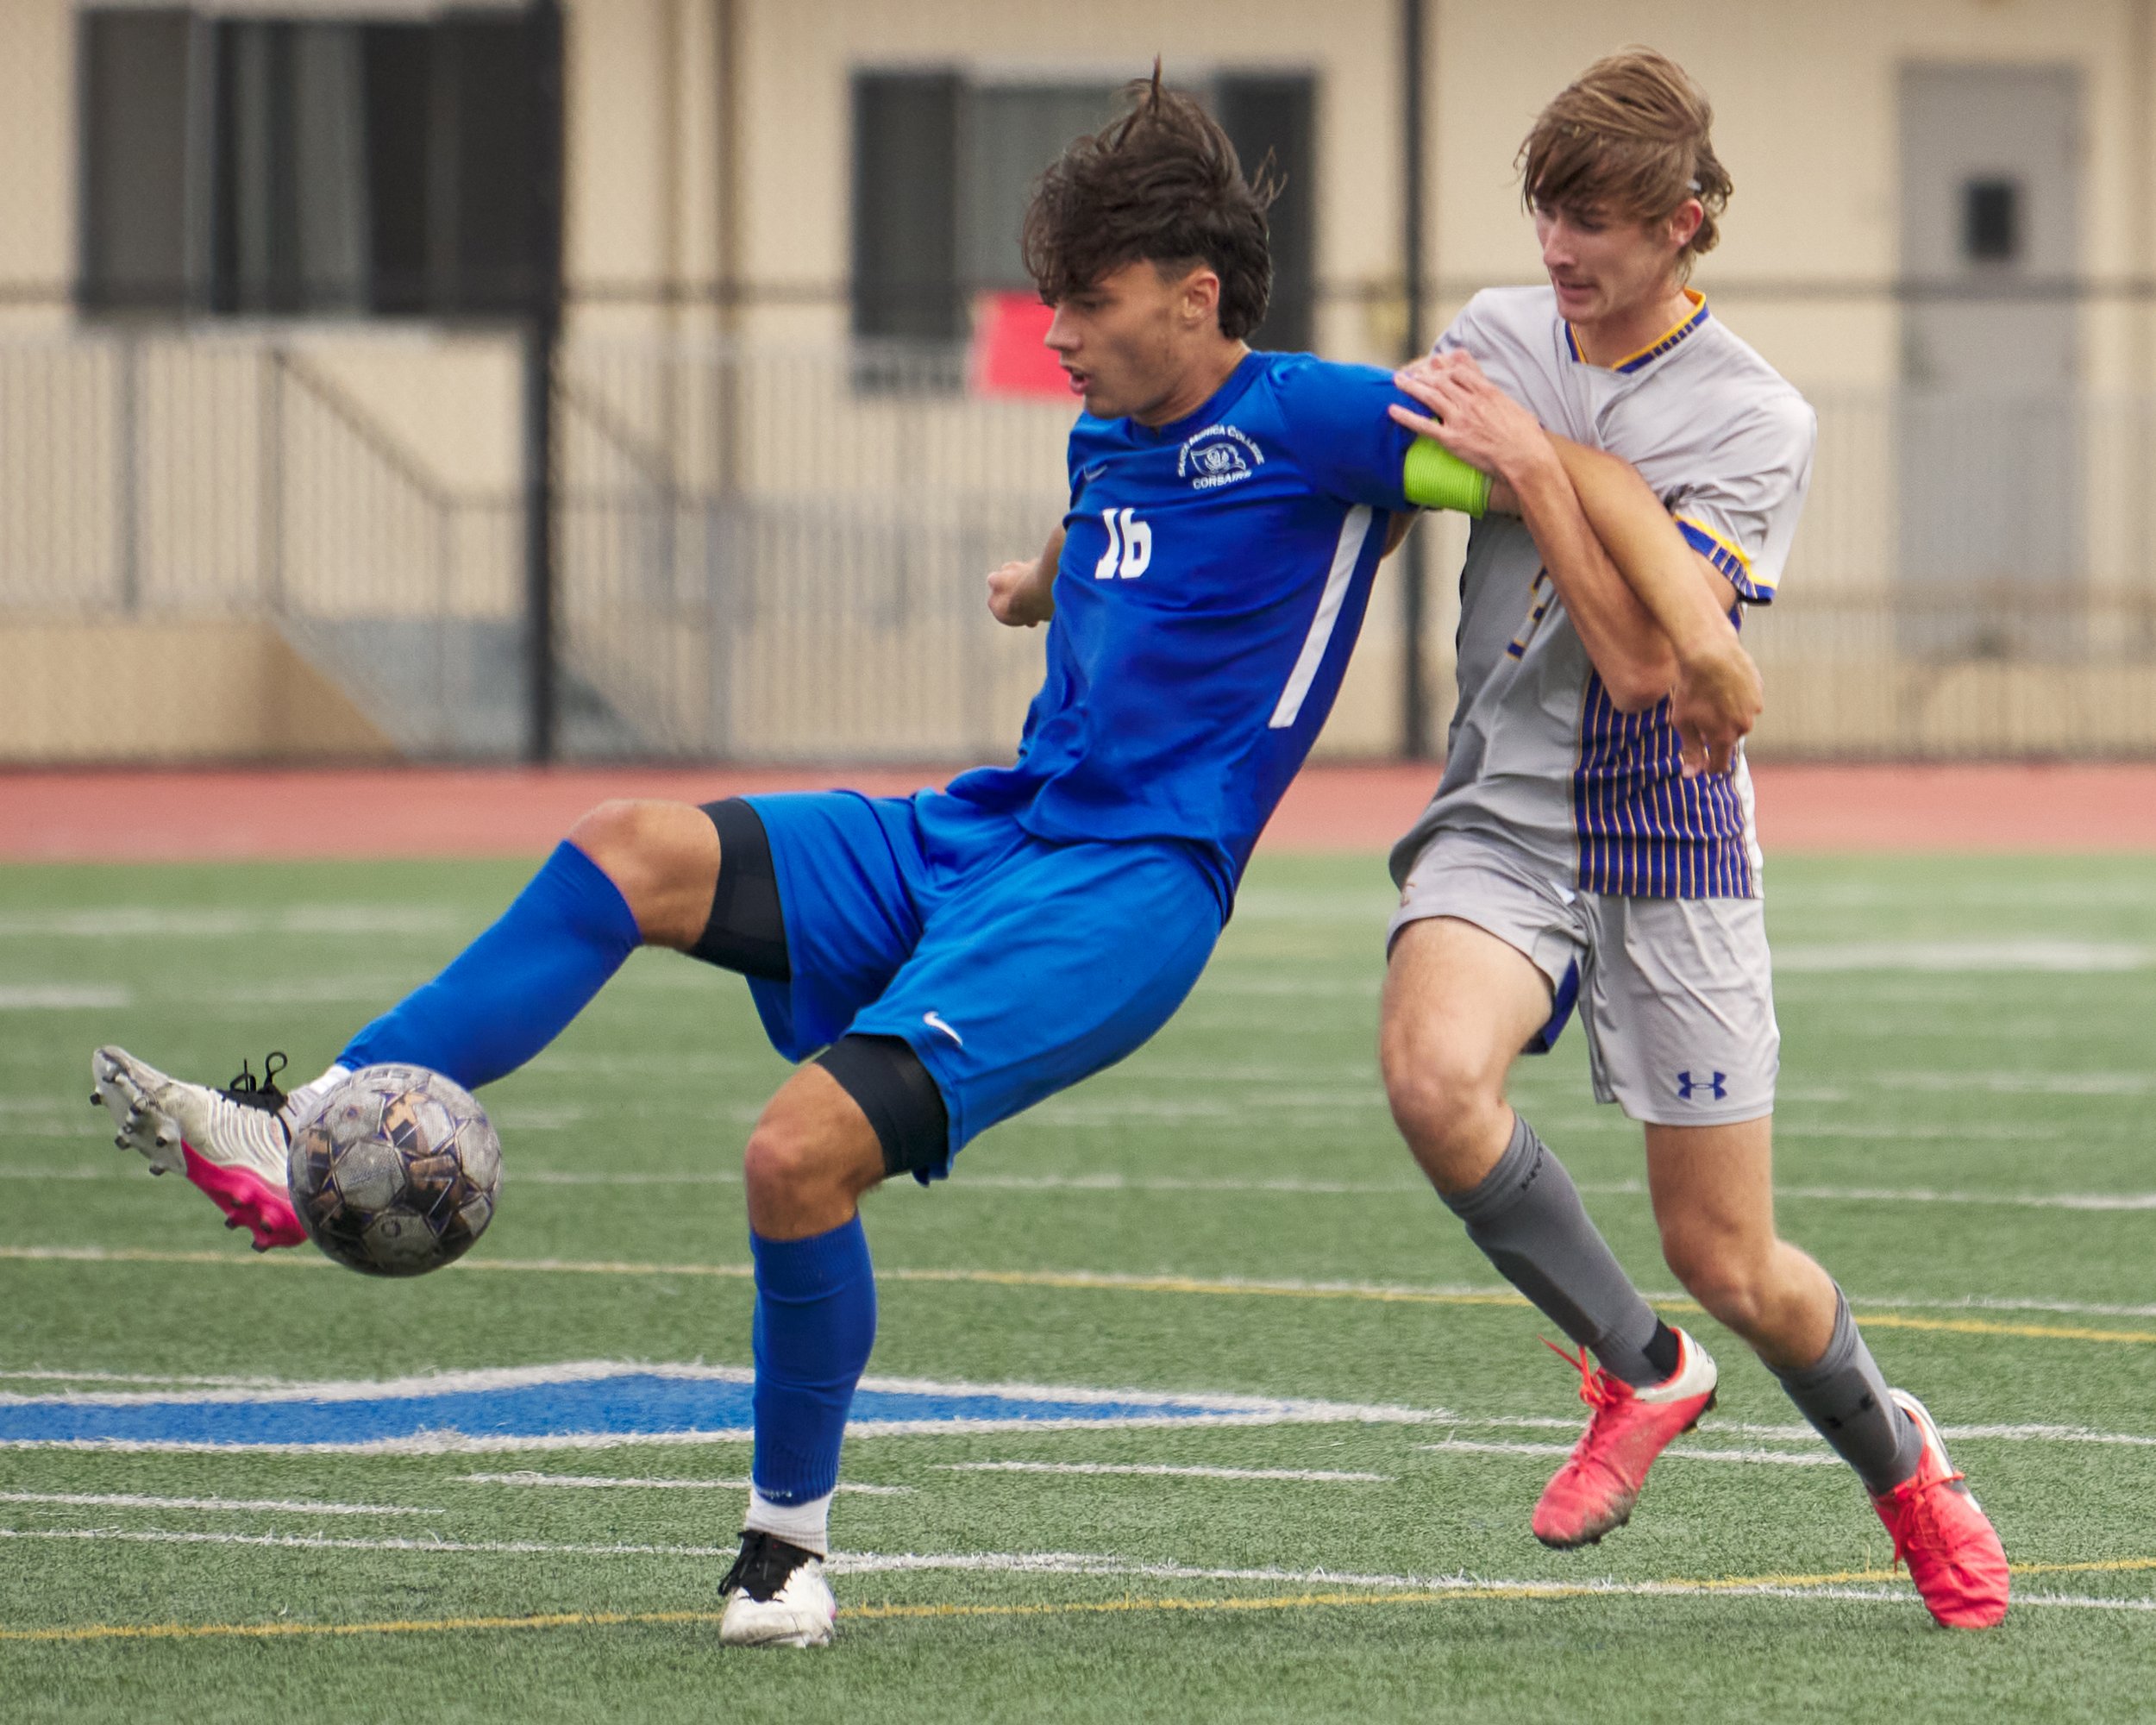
[923,1012,964,1048]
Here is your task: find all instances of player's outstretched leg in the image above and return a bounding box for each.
[1383,918,1712,1548]
[88,801,708,1249]
[1649,1121,2009,1628]
[718,1063,890,1649]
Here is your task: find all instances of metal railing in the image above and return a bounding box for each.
[7,329,2156,762]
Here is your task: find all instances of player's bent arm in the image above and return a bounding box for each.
[1546,438,1760,764]
[1390,349,1758,765]
[1501,442,1693,712]
[1547,440,1739,666]
[1398,428,1686,709]
[987,526,1063,628]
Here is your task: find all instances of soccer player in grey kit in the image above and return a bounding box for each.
[1383,48,2009,1627]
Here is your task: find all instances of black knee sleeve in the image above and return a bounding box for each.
[689,799,790,982]
[817,1034,950,1182]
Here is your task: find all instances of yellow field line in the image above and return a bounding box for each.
[4,1245,2153,1346]
[3,1555,2150,1644]
[2011,1556,2156,1578]
[1843,1312,2156,1346]
[0,1609,727,1645]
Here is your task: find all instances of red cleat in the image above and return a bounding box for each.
[1873,1389,2009,1629]
[1532,1328,1718,1549]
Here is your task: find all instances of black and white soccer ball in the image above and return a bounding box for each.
[286,1063,502,1277]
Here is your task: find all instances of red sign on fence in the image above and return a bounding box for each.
[968,291,1071,399]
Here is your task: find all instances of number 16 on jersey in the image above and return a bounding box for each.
[1094,509,1152,580]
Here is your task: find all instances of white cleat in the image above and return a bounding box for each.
[90,1046,306,1251]
[91,1044,188,1174]
[718,1532,837,1648]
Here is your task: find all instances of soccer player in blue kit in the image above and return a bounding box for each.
[90,73,1752,1647]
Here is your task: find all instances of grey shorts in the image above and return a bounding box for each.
[1388,833,1778,1126]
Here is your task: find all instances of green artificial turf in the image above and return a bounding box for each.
[1,850,2153,1722]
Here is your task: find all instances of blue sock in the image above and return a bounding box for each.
[339,841,642,1090]
[750,1217,878,1504]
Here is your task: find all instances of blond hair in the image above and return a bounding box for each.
[1517,48,1732,275]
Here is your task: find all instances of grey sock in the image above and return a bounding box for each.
[1442,1112,1666,1387]
[1770,1289,1922,1495]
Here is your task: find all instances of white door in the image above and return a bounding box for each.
[1897,64,2082,649]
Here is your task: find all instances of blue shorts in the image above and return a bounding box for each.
[742,789,1224,1180]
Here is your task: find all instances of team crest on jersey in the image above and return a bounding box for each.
[1177,423,1263,491]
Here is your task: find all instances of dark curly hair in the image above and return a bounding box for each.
[1021,66,1276,341]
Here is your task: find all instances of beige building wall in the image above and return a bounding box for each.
[0,619,393,762]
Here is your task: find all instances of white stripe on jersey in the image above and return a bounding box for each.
[1269,505,1375,730]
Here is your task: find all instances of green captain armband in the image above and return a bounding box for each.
[1403,437,1492,518]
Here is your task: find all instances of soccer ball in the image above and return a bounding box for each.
[286,1064,502,1276]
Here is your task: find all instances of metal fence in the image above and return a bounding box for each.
[7,325,2156,762]
[0,330,1071,762]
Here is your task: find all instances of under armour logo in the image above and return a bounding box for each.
[1675,1070,1728,1101]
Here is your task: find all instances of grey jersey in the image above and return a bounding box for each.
[1390,286,1816,900]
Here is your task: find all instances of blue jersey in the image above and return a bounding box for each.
[947,350,1418,911]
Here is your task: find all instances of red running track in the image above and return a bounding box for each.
[1,762,2153,862]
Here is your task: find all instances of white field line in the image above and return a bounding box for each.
[9,1354,2156,1457]
[1875,1070,2156,1097]
[458,1471,906,1496]
[194,978,428,1008]
[1204,946,2156,990]
[1774,881,2156,910]
[1775,940,2154,973]
[939,1173,2156,1210]
[11,1124,144,1143]
[1415,1439,1839,1468]
[0,1358,770,1408]
[11,1243,2156,1330]
[1773,1123,2063,1141]
[1435,1414,2156,1452]
[935,1462,1392,1484]
[0,1160,121,1172]
[1585,1180,2156,1214]
[2009,1595,2156,1614]
[0,1528,1918,1592]
[0,1426,1407,1457]
[0,906,463,939]
[1200,976,1380,999]
[523,1051,772,1077]
[0,1155,2140,1209]
[0,1526,745,1559]
[0,1369,291,1389]
[1773,1185,2156,1211]
[1739,1293,2156,1323]
[0,986,131,1010]
[0,1491,436,1516]
[1026,1095,1388,1126]
[0,1526,2144,1615]
[10,1158,2154,1211]
[0,1358,1427,1420]
[1227,891,1397,924]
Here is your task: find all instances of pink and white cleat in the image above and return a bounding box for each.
[1873,1389,2010,1629]
[1532,1328,1719,1549]
[91,1046,306,1251]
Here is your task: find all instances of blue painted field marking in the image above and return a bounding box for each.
[0,1363,1448,1453]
